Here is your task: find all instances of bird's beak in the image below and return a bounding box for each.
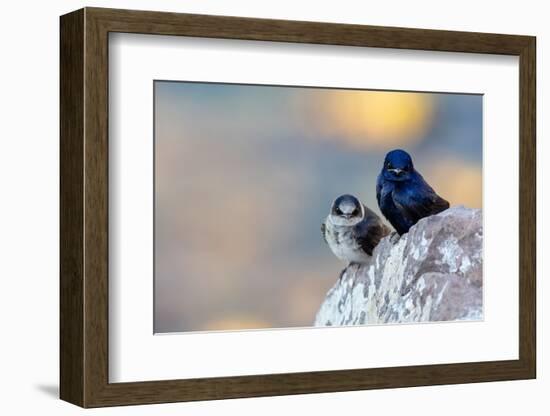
[389,168,404,176]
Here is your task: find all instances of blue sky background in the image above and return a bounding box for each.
[154,81,482,333]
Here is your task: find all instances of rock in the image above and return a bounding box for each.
[314,206,483,327]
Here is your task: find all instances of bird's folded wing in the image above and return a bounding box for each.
[395,185,450,221]
[356,217,389,256]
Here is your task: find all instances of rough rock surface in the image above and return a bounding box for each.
[314,206,483,327]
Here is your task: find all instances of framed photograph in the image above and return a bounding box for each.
[60,7,536,407]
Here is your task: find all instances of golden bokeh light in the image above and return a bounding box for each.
[202,316,272,331]
[298,90,435,150]
[426,159,482,209]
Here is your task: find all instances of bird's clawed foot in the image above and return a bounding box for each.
[339,263,357,281]
[389,231,401,244]
[338,268,347,281]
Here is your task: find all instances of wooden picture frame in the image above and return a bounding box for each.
[60,7,536,408]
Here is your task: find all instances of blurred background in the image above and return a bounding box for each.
[154,81,482,333]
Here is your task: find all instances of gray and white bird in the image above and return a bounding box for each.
[321,194,390,265]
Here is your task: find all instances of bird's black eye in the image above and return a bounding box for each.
[386,163,392,169]
[352,208,359,216]
[335,207,342,215]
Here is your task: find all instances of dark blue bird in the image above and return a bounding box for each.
[376,149,449,235]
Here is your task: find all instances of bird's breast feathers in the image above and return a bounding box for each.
[324,220,371,263]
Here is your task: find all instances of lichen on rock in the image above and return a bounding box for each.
[314,206,483,327]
